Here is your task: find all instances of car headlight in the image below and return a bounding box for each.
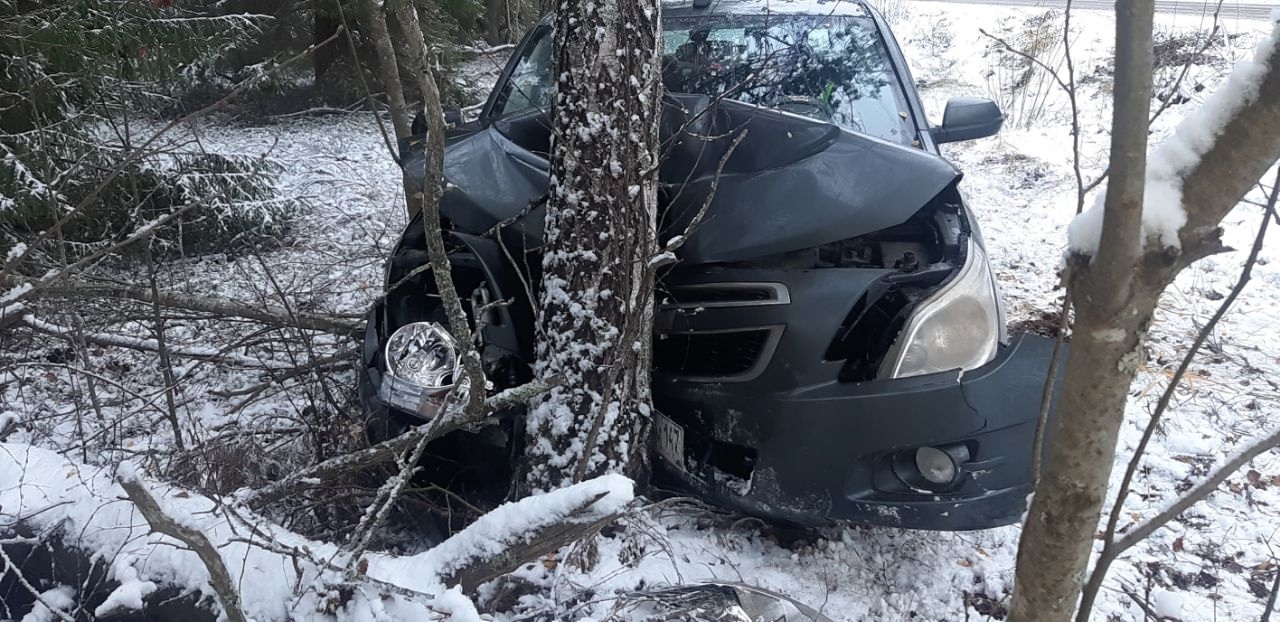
[381,322,469,418]
[880,239,1000,379]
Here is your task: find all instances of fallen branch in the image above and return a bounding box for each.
[238,378,560,509]
[4,276,360,337]
[17,314,303,369]
[446,491,617,592]
[407,474,634,593]
[119,474,248,622]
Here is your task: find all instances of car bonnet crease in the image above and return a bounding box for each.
[412,98,961,263]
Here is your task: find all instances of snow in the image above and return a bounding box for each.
[2,2,1280,620]
[1068,11,1280,255]
[22,585,75,622]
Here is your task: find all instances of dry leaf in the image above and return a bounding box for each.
[1247,469,1265,489]
[1172,536,1184,552]
[958,558,973,567]
[542,553,558,570]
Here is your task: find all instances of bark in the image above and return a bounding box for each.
[522,0,662,490]
[486,0,506,45]
[313,0,344,100]
[1009,14,1280,622]
[360,0,412,140]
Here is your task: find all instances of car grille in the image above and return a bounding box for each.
[653,327,781,382]
[660,282,789,309]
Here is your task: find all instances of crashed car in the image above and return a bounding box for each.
[360,0,1061,530]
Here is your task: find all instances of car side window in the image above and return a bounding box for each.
[496,28,554,118]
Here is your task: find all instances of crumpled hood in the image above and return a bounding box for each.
[404,97,961,263]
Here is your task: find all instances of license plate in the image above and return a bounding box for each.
[654,412,686,473]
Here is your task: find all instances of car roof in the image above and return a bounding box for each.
[662,0,875,19]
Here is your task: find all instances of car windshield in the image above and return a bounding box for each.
[662,14,915,144]
[494,14,915,145]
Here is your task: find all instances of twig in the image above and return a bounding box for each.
[119,475,248,622]
[0,547,76,622]
[238,378,560,508]
[1114,426,1280,554]
[1263,556,1280,622]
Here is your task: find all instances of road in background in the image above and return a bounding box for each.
[917,0,1275,20]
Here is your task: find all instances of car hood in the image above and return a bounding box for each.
[404,96,961,264]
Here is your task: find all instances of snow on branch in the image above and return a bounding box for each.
[1067,12,1280,256]
[117,471,247,622]
[373,474,634,593]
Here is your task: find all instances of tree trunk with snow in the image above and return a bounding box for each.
[1008,13,1280,622]
[522,0,662,491]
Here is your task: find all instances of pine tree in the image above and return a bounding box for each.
[0,1,286,257]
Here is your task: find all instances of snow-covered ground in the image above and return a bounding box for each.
[2,2,1278,620]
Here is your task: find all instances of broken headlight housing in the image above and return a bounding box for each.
[880,239,1000,379]
[381,322,469,417]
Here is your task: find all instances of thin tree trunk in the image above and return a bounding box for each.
[360,0,411,140]
[389,0,488,415]
[1008,1,1156,619]
[522,0,662,491]
[313,0,343,100]
[486,0,506,45]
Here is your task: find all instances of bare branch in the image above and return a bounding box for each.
[5,276,360,337]
[1114,426,1280,555]
[16,314,312,369]
[238,378,560,508]
[119,475,248,622]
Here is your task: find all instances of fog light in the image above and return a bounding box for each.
[915,447,958,485]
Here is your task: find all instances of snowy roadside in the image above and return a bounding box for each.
[1,3,1278,621]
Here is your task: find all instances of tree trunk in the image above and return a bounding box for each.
[1009,1,1156,619]
[1009,10,1280,622]
[313,0,343,100]
[486,0,506,45]
[522,0,662,491]
[361,0,411,140]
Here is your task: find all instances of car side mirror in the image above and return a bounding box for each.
[931,98,1004,144]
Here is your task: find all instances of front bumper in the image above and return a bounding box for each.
[651,332,1061,530]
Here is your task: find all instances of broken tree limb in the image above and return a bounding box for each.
[412,474,634,593]
[3,276,360,337]
[118,475,248,622]
[16,314,312,370]
[445,492,617,592]
[238,378,560,509]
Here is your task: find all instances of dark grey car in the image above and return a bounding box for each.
[360,0,1061,530]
